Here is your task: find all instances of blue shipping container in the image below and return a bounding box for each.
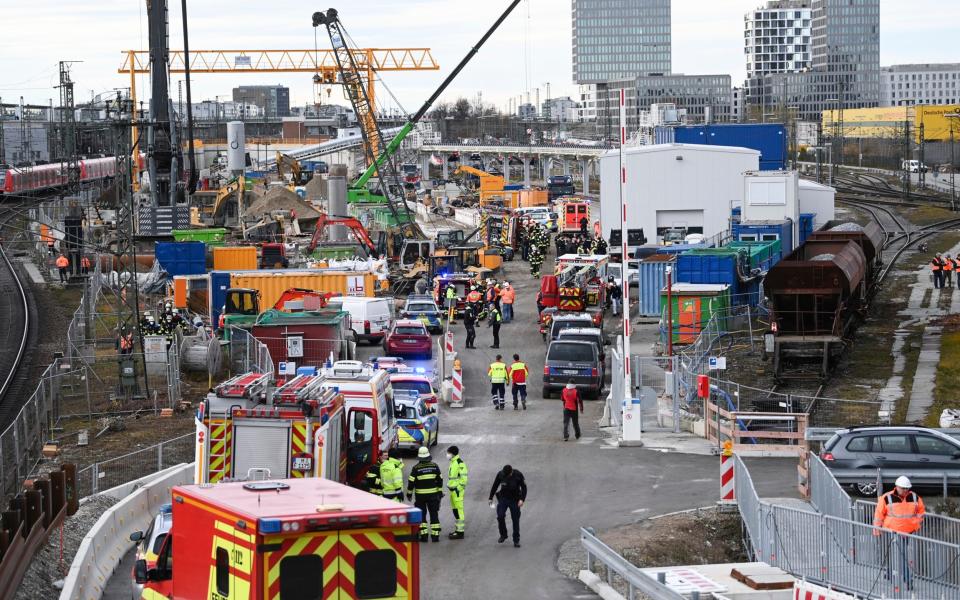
[799,213,814,245]
[675,249,762,306]
[638,256,674,317]
[731,220,794,255]
[155,241,206,277]
[673,124,786,171]
[209,271,233,327]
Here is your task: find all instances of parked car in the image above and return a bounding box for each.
[557,327,608,365]
[129,503,173,596]
[606,261,638,288]
[326,296,393,344]
[394,394,439,449]
[542,339,602,399]
[547,313,598,342]
[402,294,443,334]
[821,426,960,495]
[383,319,433,359]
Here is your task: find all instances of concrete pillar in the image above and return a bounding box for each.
[502,156,510,184]
[327,164,348,241]
[563,159,571,176]
[421,153,432,189]
[523,157,531,188]
[539,155,546,181]
[581,159,591,195]
[442,157,448,180]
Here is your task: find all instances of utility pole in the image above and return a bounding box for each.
[58,61,81,191]
[919,122,926,190]
[946,113,958,211]
[902,120,912,202]
[19,96,30,164]
[0,96,5,165]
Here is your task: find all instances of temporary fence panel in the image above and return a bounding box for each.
[629,355,680,433]
[75,433,194,497]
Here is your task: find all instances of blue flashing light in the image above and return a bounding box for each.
[259,518,283,534]
[159,503,173,514]
[414,367,426,374]
[406,509,422,525]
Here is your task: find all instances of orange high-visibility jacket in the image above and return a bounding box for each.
[55,256,69,268]
[931,259,943,271]
[945,259,955,272]
[874,490,925,534]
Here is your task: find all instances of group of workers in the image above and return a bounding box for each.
[364,445,528,547]
[487,353,529,410]
[930,253,960,288]
[54,252,92,284]
[138,302,184,348]
[517,221,552,278]
[456,278,515,349]
[555,233,607,257]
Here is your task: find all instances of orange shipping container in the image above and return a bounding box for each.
[229,271,378,310]
[213,246,257,271]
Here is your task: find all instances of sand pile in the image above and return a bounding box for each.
[245,187,321,221]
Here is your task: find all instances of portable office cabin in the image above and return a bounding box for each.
[660,283,731,345]
[671,123,787,171]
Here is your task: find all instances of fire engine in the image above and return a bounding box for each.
[196,372,349,485]
[319,361,399,485]
[555,196,591,233]
[135,478,421,599]
[539,254,608,331]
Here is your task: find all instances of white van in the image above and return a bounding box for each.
[902,160,928,173]
[326,296,393,344]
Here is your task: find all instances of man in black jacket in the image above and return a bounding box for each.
[488,464,527,547]
[463,306,476,349]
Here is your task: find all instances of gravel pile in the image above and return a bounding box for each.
[810,253,837,262]
[829,222,864,232]
[304,176,328,204]
[246,188,321,222]
[15,494,119,599]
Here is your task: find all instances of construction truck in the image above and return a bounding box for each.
[220,287,336,338]
[539,253,609,331]
[196,373,348,485]
[191,175,245,226]
[134,477,421,599]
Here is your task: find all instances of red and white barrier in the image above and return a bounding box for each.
[445,331,454,355]
[451,366,464,407]
[793,580,856,600]
[720,442,735,505]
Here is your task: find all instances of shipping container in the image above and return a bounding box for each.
[726,239,782,268]
[252,309,351,371]
[210,269,379,327]
[672,124,787,171]
[212,246,258,271]
[660,283,731,345]
[639,255,674,317]
[154,241,206,277]
[731,219,794,255]
[675,248,764,305]
[171,228,227,246]
[799,213,815,245]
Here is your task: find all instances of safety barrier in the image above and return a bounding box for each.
[735,455,960,598]
[579,527,687,600]
[59,463,193,600]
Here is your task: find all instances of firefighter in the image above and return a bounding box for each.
[407,446,443,542]
[55,252,70,283]
[509,354,528,410]
[445,284,458,322]
[446,446,468,539]
[488,304,502,349]
[381,448,405,501]
[592,236,608,255]
[488,354,507,409]
[529,244,544,278]
[874,476,925,590]
[463,305,477,349]
[364,450,386,496]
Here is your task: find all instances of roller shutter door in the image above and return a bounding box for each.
[233,419,291,479]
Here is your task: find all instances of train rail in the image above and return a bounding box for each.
[0,203,36,429]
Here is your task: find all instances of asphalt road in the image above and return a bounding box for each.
[101,251,800,600]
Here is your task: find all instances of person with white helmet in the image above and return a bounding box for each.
[406,446,443,542]
[874,475,925,591]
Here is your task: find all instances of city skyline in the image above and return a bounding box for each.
[1,0,958,114]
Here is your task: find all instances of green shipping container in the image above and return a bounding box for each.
[311,245,365,260]
[171,228,227,246]
[660,283,731,345]
[725,239,781,269]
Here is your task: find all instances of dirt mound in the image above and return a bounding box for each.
[245,187,321,221]
[305,176,327,204]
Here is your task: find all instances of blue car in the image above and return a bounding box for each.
[402,295,443,334]
[394,393,439,450]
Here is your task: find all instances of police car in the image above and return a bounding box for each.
[129,503,173,594]
[394,391,439,450]
[390,368,439,411]
[402,294,444,333]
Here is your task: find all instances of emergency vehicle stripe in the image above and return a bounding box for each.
[339,531,410,593]
[208,419,232,482]
[291,422,308,478]
[214,519,254,544]
[265,534,338,599]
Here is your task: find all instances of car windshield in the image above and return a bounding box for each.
[395,326,426,336]
[547,343,594,362]
[396,405,419,419]
[393,381,433,395]
[407,304,437,312]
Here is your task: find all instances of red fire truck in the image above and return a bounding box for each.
[538,254,608,334]
[196,372,348,485]
[135,478,421,599]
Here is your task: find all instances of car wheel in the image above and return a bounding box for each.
[854,481,878,497]
[542,386,550,399]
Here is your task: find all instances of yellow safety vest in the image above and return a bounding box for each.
[488,362,507,383]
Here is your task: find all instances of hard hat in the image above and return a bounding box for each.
[895,476,912,489]
[418,446,431,459]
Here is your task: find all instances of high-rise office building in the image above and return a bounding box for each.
[744,1,812,79]
[598,74,732,134]
[232,85,291,117]
[572,0,671,84]
[881,63,960,107]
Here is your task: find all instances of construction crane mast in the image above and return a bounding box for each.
[146,0,183,206]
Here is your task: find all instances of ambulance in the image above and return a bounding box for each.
[195,372,348,485]
[135,477,421,599]
[319,361,399,485]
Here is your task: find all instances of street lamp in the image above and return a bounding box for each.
[945,113,959,211]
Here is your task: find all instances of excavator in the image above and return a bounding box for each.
[220,287,336,338]
[276,152,312,186]
[192,175,245,226]
[307,213,379,257]
[312,1,522,252]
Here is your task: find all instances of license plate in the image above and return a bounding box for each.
[404,339,417,344]
[563,369,579,375]
[292,457,312,471]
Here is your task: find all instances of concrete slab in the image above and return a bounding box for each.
[906,324,942,423]
[17,258,47,284]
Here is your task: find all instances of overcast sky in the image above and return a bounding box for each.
[2,0,958,113]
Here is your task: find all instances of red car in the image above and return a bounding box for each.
[383,319,433,359]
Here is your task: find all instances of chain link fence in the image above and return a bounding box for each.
[75,433,194,497]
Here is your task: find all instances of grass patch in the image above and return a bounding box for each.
[905,205,957,226]
[929,316,960,427]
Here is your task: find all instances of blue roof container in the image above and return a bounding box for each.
[638,255,675,317]
[731,219,794,255]
[155,241,206,277]
[673,123,786,171]
[799,213,815,245]
[674,248,763,306]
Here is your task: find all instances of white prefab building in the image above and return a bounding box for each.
[798,179,836,228]
[741,170,800,244]
[599,144,760,245]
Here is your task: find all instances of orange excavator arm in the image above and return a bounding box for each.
[273,288,338,311]
[307,213,379,255]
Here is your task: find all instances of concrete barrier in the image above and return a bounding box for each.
[59,463,194,600]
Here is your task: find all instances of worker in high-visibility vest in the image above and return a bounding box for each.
[80,255,92,275]
[874,476,925,590]
[364,451,386,496]
[380,448,405,501]
[945,254,954,288]
[407,446,443,542]
[488,354,507,410]
[446,446,468,539]
[445,284,458,322]
[55,253,70,284]
[931,253,944,288]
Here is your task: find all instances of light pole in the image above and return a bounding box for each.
[665,266,673,361]
[946,113,959,211]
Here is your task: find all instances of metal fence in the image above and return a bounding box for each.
[736,455,960,598]
[75,433,194,497]
[580,527,687,600]
[228,326,275,375]
[607,341,681,433]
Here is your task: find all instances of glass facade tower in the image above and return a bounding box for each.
[572,0,672,84]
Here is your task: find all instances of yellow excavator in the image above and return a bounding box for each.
[275,152,311,186]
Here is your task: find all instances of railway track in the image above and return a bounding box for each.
[0,202,38,429]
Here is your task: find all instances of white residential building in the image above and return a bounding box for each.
[577,84,598,122]
[744,0,812,79]
[881,63,960,107]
